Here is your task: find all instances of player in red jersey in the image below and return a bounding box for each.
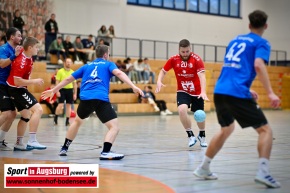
[156,39,209,148]
[6,37,46,151]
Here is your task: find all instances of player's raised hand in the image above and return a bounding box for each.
[155,81,165,93]
[41,89,54,101]
[15,45,23,56]
[132,86,144,97]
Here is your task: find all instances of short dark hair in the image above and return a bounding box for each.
[179,39,190,48]
[248,10,268,28]
[96,45,109,58]
[138,58,143,63]
[23,37,39,50]
[147,86,152,89]
[6,27,20,41]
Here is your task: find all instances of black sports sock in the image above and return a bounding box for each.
[186,130,194,138]
[66,117,69,123]
[63,138,73,149]
[102,142,112,153]
[199,130,206,137]
[54,115,58,123]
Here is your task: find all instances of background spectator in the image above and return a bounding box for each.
[48,36,66,64]
[139,86,173,115]
[73,36,87,64]
[63,35,76,61]
[13,9,25,34]
[97,25,110,46]
[45,13,59,57]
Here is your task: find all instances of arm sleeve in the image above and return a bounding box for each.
[163,57,173,72]
[255,40,271,63]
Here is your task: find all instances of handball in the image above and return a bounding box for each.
[194,110,206,122]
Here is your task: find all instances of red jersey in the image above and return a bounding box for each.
[163,52,205,96]
[6,51,33,88]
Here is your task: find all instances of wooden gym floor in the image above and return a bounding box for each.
[1,110,290,193]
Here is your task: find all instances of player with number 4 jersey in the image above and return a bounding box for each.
[41,45,144,160]
[156,39,209,148]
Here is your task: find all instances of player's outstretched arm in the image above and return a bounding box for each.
[155,69,166,93]
[113,69,144,97]
[41,75,75,101]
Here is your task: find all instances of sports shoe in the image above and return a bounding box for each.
[0,140,13,151]
[193,167,218,180]
[188,136,197,147]
[14,143,33,151]
[27,141,47,150]
[160,111,167,116]
[100,151,124,160]
[59,147,68,156]
[255,174,281,188]
[58,59,63,64]
[165,109,173,115]
[154,105,160,112]
[197,135,208,147]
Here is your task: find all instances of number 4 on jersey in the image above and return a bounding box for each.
[90,66,98,78]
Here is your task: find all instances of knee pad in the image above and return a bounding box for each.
[20,117,30,122]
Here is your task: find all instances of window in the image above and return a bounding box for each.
[127,0,240,18]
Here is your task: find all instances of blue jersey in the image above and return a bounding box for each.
[0,43,15,85]
[72,58,117,102]
[214,32,271,99]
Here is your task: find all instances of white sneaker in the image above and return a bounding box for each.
[255,174,281,188]
[165,109,173,115]
[154,106,160,112]
[100,151,124,160]
[0,140,13,151]
[193,167,218,180]
[58,59,63,64]
[160,111,167,116]
[197,135,208,147]
[188,136,197,147]
[27,141,47,150]
[14,143,33,151]
[74,60,83,65]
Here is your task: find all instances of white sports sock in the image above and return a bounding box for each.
[29,132,37,142]
[16,136,23,145]
[258,157,270,176]
[0,130,7,141]
[201,155,212,170]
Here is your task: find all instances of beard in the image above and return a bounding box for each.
[180,55,189,61]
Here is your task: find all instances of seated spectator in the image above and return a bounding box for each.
[63,35,76,61]
[133,58,145,83]
[107,25,116,45]
[73,36,87,64]
[126,57,138,84]
[48,36,66,64]
[81,34,95,61]
[139,86,173,116]
[39,81,59,117]
[143,58,156,84]
[97,25,110,45]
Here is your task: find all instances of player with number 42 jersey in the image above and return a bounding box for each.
[214,33,271,98]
